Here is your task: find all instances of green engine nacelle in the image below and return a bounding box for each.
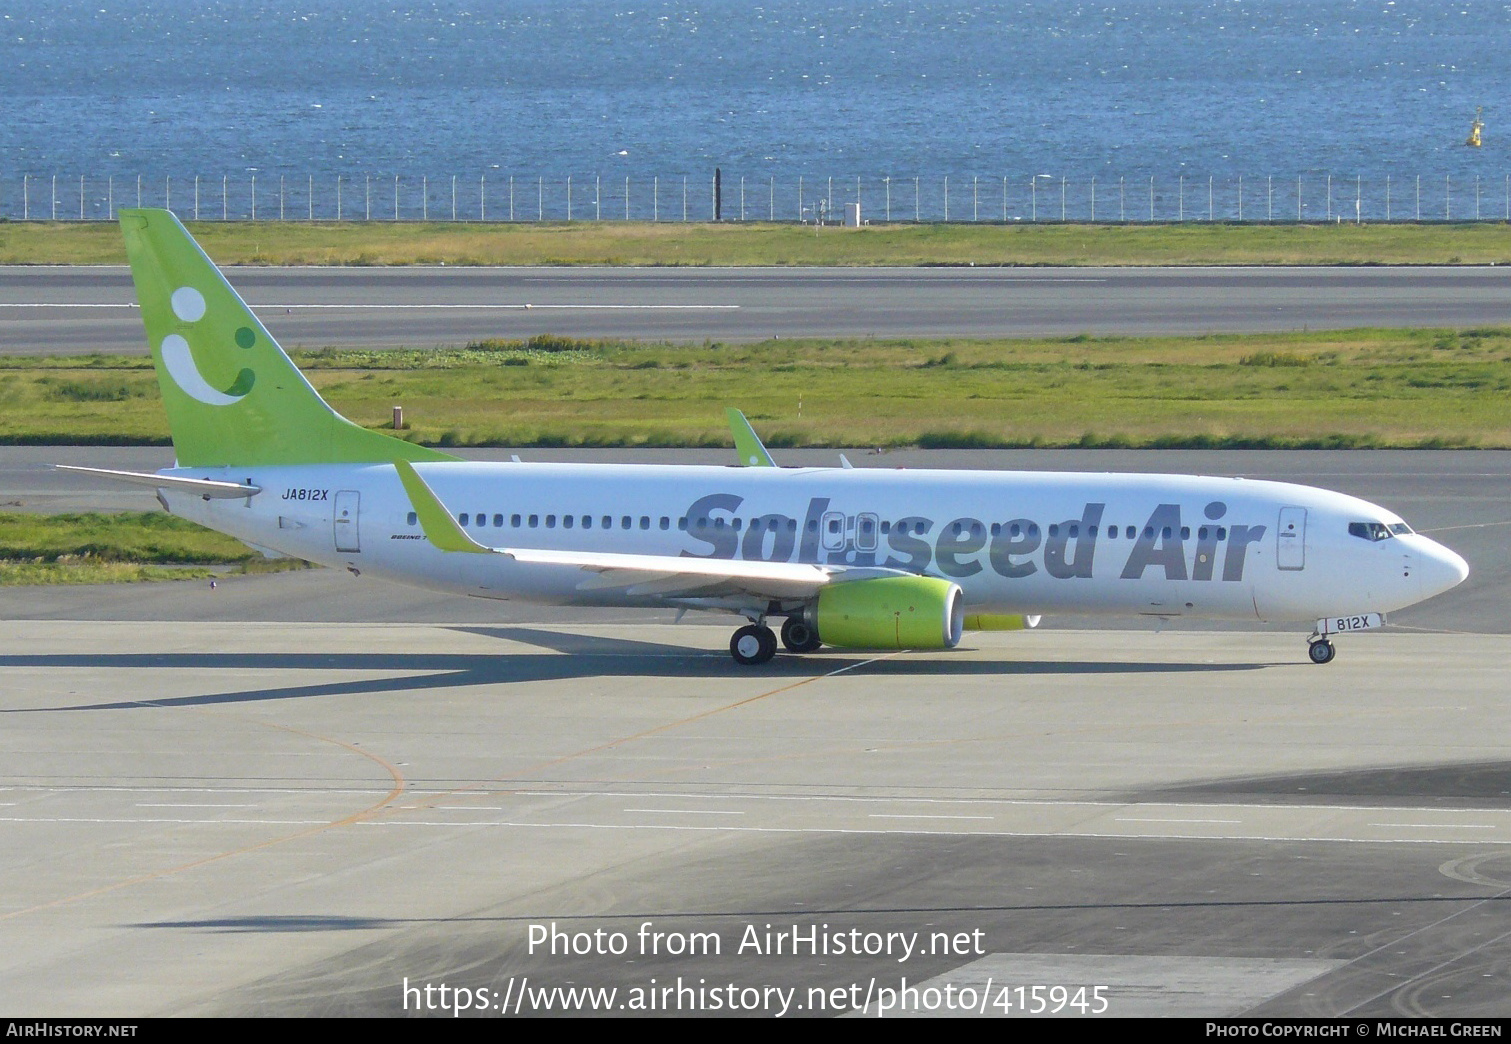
[815,576,964,650]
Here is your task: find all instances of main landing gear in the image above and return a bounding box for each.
[730,616,822,665]
[730,624,778,665]
[1307,637,1336,665]
[780,616,822,654]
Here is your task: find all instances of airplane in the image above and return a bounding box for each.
[62,209,1469,667]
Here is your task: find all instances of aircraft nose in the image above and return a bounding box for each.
[1416,539,1470,599]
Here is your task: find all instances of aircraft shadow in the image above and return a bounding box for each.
[0,630,1268,713]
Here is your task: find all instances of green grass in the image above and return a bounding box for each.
[2,327,1509,449]
[0,510,312,585]
[7,219,1511,267]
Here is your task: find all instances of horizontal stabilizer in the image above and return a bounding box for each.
[56,465,261,499]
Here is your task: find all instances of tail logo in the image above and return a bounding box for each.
[160,285,256,406]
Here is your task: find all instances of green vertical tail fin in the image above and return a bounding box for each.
[120,208,456,466]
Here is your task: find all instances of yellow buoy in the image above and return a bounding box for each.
[1467,107,1484,148]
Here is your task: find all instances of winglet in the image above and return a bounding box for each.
[726,408,777,467]
[393,460,493,553]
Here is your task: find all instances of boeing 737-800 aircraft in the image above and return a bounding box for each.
[65,210,1469,666]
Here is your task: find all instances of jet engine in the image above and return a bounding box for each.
[813,576,964,650]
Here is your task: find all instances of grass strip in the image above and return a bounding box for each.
[6,220,1511,267]
[0,328,1508,450]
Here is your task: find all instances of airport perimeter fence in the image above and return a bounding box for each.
[5,172,1511,225]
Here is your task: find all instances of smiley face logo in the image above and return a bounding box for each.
[160,286,255,406]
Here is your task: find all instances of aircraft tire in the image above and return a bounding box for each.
[1308,639,1336,665]
[781,617,822,653]
[731,624,777,665]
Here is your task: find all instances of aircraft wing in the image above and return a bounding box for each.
[394,460,895,600]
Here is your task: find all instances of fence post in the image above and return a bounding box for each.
[194,175,200,221]
[1385,174,1389,222]
[739,175,744,221]
[365,174,371,221]
[769,175,774,221]
[1446,174,1450,220]
[682,176,687,222]
[973,175,979,221]
[1149,176,1154,221]
[627,176,632,221]
[1061,176,1066,221]
[309,174,314,220]
[338,175,342,220]
[1090,176,1096,222]
[1119,175,1124,222]
[1296,176,1301,222]
[480,175,485,221]
[566,175,572,221]
[1238,175,1242,221]
[279,175,284,221]
[944,176,949,222]
[422,175,428,221]
[252,174,257,221]
[1179,175,1184,221]
[394,175,399,220]
[452,174,457,221]
[109,175,114,220]
[596,174,601,221]
[223,174,228,221]
[79,174,84,220]
[1475,174,1480,220]
[886,176,892,222]
[913,177,919,222]
[23,174,28,221]
[51,174,56,220]
[1207,175,1212,221]
[797,176,802,221]
[1326,174,1331,221]
[1267,175,1272,222]
[137,173,142,209]
[1031,176,1036,221]
[537,176,542,221]
[1416,174,1420,221]
[1357,175,1362,223]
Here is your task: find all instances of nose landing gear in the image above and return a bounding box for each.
[1307,637,1336,664]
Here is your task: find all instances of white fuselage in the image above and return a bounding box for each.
[162,460,1468,624]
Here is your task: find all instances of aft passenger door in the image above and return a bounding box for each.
[334,490,361,553]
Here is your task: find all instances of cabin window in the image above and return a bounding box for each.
[458,513,469,526]
[528,514,539,528]
[1218,527,1227,540]
[603,516,614,530]
[660,517,670,530]
[407,512,417,526]
[1162,526,1172,539]
[1048,524,1058,538]
[546,515,556,529]
[640,516,650,530]
[1180,526,1190,540]
[563,515,574,529]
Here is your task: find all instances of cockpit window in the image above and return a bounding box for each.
[1348,521,1393,542]
[1389,523,1413,535]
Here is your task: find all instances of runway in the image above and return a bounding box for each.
[4,264,1511,353]
[2,449,1509,1016]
